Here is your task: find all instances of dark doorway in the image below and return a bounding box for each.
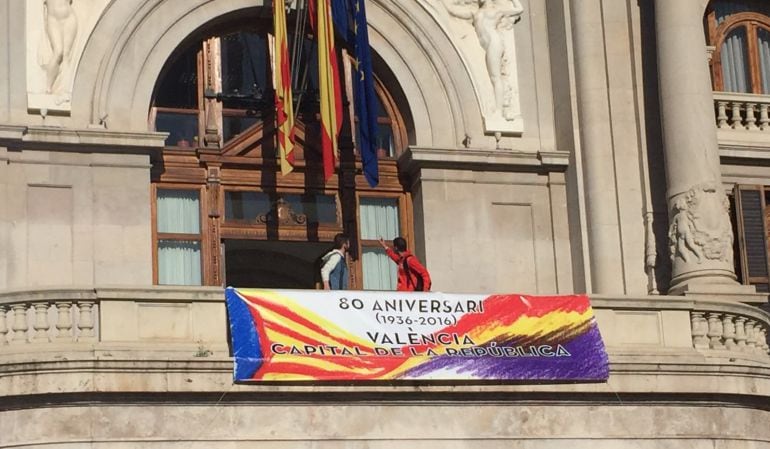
[224,240,331,289]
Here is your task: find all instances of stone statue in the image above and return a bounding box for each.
[442,0,523,119]
[40,0,78,94]
[669,197,703,264]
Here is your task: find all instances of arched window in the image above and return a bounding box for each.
[148,13,413,289]
[706,0,770,93]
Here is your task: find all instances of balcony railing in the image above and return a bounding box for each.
[713,92,770,156]
[1,287,768,361]
[714,91,770,131]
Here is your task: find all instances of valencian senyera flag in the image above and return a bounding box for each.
[225,287,610,381]
[311,0,344,182]
[273,0,296,175]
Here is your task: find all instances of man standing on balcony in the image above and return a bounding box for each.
[321,233,350,290]
[378,237,432,292]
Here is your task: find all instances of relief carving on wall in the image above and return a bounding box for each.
[257,198,308,226]
[668,183,734,265]
[26,0,110,112]
[423,0,524,134]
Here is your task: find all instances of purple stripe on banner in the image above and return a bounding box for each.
[401,323,609,380]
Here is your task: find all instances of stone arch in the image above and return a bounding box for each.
[71,0,483,148]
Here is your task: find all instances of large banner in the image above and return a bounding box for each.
[225,287,609,382]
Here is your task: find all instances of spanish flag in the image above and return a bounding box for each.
[273,0,296,175]
[312,0,344,182]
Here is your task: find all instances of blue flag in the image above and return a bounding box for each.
[348,0,379,187]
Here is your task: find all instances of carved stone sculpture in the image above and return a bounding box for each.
[442,0,523,124]
[668,183,734,265]
[40,0,78,94]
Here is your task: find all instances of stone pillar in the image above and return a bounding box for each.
[653,0,739,294]
[569,0,626,294]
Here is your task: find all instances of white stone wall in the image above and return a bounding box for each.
[2,403,769,448]
[0,147,153,288]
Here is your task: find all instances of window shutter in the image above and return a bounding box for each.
[734,185,770,292]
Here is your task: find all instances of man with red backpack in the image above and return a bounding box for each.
[378,237,432,292]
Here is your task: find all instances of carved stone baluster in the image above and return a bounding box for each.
[0,305,8,345]
[55,302,73,341]
[722,314,736,349]
[758,327,769,354]
[759,103,770,130]
[32,302,50,343]
[745,103,758,130]
[735,317,747,349]
[691,312,709,349]
[731,102,743,129]
[77,301,95,340]
[10,304,29,344]
[716,101,729,128]
[745,320,757,351]
[707,313,724,349]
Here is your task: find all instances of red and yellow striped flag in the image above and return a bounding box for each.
[273,0,296,175]
[314,0,344,182]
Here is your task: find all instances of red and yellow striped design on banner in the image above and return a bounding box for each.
[315,0,343,181]
[273,0,296,175]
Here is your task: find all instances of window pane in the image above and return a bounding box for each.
[376,123,394,157]
[221,32,269,109]
[360,198,400,240]
[223,115,260,143]
[224,191,338,224]
[158,240,202,285]
[721,27,751,93]
[155,112,199,147]
[759,28,770,94]
[362,247,397,291]
[155,45,198,109]
[225,191,271,221]
[157,190,200,234]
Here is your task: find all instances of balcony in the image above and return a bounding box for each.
[1,287,770,446]
[714,91,770,158]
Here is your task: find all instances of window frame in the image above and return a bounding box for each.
[149,16,414,289]
[152,184,207,286]
[356,192,411,290]
[733,184,770,293]
[707,8,770,93]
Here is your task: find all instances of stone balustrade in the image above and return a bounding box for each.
[0,287,768,363]
[714,91,770,131]
[691,310,770,356]
[0,289,97,345]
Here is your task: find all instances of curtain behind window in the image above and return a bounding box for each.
[360,198,399,240]
[759,28,770,93]
[360,198,399,290]
[157,190,202,285]
[722,27,751,93]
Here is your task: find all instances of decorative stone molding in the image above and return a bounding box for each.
[668,183,733,266]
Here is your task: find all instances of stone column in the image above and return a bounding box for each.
[569,0,626,294]
[653,0,738,294]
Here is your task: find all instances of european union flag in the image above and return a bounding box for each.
[348,0,379,187]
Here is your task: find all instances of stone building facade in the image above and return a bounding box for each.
[1,0,770,447]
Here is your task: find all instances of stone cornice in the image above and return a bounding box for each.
[0,125,166,153]
[398,147,570,176]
